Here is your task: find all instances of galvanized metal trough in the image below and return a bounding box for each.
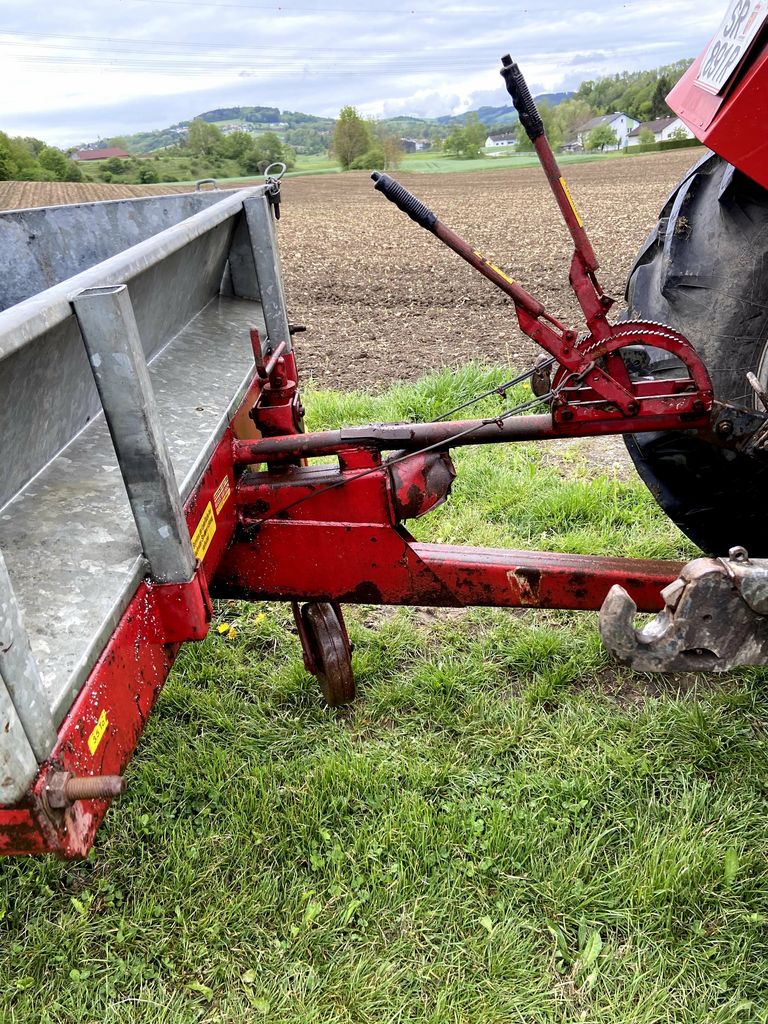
[0,184,292,853]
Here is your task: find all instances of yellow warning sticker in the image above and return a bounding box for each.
[473,250,515,286]
[88,709,109,756]
[559,176,583,227]
[191,501,217,560]
[213,475,231,515]
[486,261,515,285]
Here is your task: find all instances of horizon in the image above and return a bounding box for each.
[0,0,726,147]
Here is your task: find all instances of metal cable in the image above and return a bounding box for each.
[251,385,560,525]
[432,357,555,421]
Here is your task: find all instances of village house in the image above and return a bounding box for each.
[73,146,130,161]
[626,115,695,145]
[485,131,517,148]
[575,112,639,151]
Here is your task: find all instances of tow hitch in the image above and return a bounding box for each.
[601,547,768,672]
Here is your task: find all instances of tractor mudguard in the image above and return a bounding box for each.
[668,14,768,188]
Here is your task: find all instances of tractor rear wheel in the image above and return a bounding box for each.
[624,152,768,555]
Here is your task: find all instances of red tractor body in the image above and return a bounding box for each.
[668,13,768,187]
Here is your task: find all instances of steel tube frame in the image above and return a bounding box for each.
[232,409,712,464]
[74,285,196,584]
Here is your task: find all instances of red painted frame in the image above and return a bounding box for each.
[0,345,691,857]
[4,33,745,855]
[667,28,768,189]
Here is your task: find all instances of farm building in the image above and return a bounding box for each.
[485,132,517,147]
[627,115,695,145]
[575,112,639,150]
[399,138,431,152]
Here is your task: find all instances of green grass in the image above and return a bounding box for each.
[2,366,768,1023]
[82,145,705,188]
[399,150,609,174]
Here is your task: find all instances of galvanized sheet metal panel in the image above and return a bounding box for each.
[0,185,282,795]
[0,190,235,312]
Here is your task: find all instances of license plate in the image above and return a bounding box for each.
[695,0,768,94]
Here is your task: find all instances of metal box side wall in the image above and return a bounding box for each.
[0,190,235,312]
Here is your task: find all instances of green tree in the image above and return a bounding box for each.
[516,102,562,151]
[350,143,385,170]
[332,106,370,170]
[20,136,45,157]
[138,166,159,183]
[243,132,295,174]
[669,125,690,141]
[0,135,14,180]
[187,119,223,156]
[638,127,656,145]
[650,76,672,119]
[366,123,402,170]
[553,98,595,142]
[575,60,692,122]
[0,132,49,180]
[461,113,487,158]
[220,130,254,160]
[586,123,618,151]
[37,146,83,182]
[444,113,488,159]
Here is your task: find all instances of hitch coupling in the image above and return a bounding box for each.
[600,547,768,672]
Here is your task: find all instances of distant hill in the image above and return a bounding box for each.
[88,92,573,155]
[435,93,574,128]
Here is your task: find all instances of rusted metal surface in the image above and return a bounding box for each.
[215,453,681,613]
[601,547,768,671]
[389,452,456,520]
[44,772,126,810]
[371,70,714,429]
[0,359,253,856]
[8,53,768,861]
[300,602,355,707]
[248,350,304,438]
[233,408,715,466]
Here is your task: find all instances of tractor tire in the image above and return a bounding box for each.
[623,151,768,556]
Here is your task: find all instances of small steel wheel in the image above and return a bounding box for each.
[301,602,356,707]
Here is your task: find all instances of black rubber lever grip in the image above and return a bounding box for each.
[499,55,544,142]
[371,171,437,231]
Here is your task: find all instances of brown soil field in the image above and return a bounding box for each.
[277,151,703,390]
[0,150,702,393]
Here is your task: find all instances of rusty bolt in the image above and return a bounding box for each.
[716,419,734,437]
[45,772,126,809]
[559,408,574,422]
[729,546,750,564]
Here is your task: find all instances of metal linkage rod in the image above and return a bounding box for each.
[233,410,710,465]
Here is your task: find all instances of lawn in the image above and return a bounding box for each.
[398,149,622,175]
[2,366,768,1023]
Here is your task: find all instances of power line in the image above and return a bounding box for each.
[80,0,545,13]
[0,38,501,75]
[0,31,439,53]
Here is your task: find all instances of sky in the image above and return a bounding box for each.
[0,0,728,147]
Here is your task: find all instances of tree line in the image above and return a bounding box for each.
[0,58,697,185]
[0,133,83,182]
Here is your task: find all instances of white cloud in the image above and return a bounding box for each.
[0,0,728,145]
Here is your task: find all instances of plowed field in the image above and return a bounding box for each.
[278,151,702,390]
[0,150,702,391]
